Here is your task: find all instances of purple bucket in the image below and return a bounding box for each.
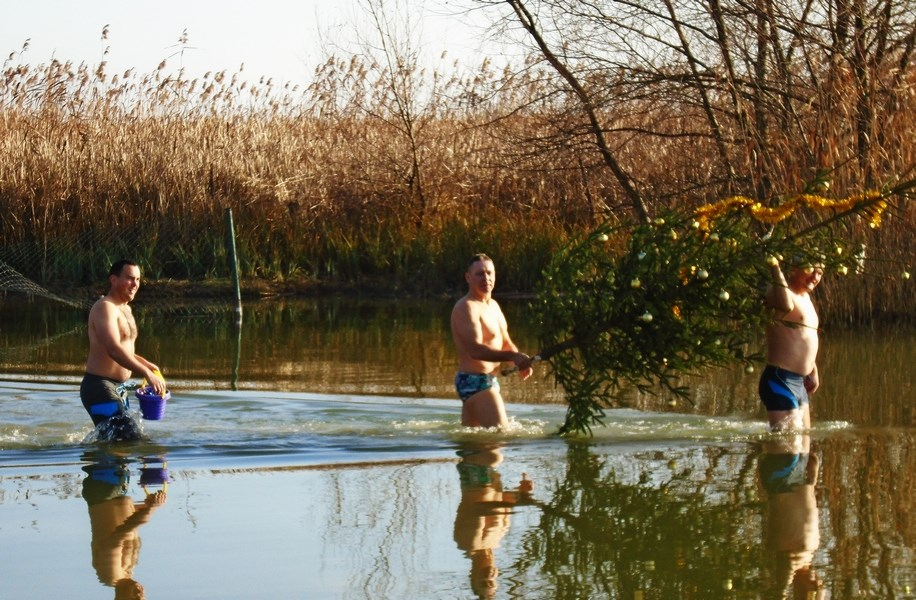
[139,467,170,486]
[135,387,171,420]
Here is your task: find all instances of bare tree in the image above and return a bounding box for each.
[507,0,652,222]
[309,0,439,233]
[474,0,916,205]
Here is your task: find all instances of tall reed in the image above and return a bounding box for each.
[0,42,912,319]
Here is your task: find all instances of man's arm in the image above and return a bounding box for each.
[135,355,161,374]
[111,492,167,540]
[498,308,518,354]
[496,307,533,378]
[764,259,794,313]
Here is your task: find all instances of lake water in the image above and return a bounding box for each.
[0,296,913,599]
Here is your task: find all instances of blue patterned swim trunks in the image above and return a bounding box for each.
[455,372,499,402]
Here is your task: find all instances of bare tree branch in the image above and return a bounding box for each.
[507,0,651,223]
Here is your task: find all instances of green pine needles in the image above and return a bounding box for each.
[532,182,913,435]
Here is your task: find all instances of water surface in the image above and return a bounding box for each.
[0,297,913,598]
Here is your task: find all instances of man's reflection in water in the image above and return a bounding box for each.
[453,443,534,599]
[758,434,825,600]
[81,452,168,600]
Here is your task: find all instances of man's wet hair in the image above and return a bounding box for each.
[109,259,139,277]
[468,253,493,269]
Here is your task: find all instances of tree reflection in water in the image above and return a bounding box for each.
[506,442,764,598]
[499,431,913,599]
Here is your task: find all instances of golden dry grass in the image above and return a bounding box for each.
[0,49,912,317]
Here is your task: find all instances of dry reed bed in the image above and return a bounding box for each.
[0,51,913,317]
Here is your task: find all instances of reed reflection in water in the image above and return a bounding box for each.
[1,297,913,425]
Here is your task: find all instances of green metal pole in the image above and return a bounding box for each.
[225,208,243,323]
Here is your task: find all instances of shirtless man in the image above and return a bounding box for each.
[450,254,533,429]
[81,260,166,428]
[759,257,823,430]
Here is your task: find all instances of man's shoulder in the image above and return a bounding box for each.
[452,296,500,328]
[452,293,483,308]
[451,294,471,321]
[453,295,499,312]
[89,296,125,317]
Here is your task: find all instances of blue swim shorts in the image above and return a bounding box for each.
[758,365,809,412]
[455,372,499,402]
[80,373,130,425]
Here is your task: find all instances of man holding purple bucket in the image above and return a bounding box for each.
[80,259,167,440]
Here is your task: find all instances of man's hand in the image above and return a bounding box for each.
[145,371,167,396]
[804,372,819,394]
[144,489,167,507]
[515,354,535,380]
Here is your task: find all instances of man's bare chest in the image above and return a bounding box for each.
[118,307,138,340]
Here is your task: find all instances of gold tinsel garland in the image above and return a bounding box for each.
[694,190,886,230]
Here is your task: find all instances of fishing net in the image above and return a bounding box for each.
[0,259,86,308]
[0,212,242,317]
